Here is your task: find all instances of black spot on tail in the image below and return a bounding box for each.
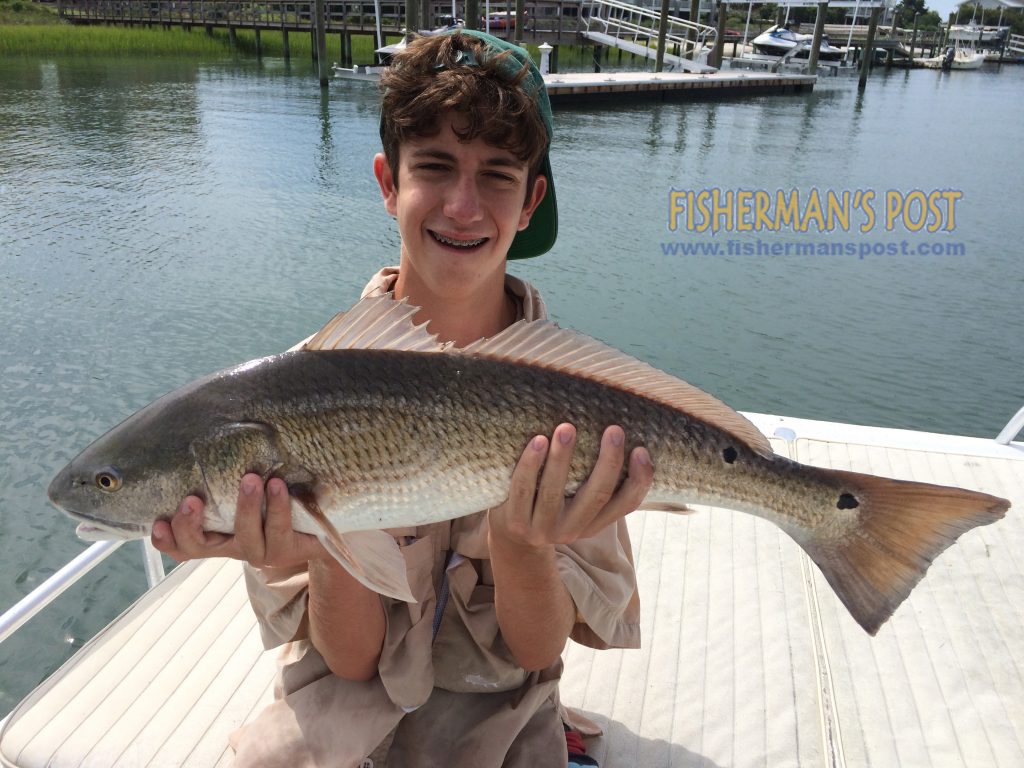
[722,446,738,464]
[837,493,859,510]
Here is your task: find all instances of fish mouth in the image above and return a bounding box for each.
[429,230,489,249]
[65,511,148,541]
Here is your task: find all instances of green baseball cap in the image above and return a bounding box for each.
[384,28,558,260]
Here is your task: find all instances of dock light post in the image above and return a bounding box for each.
[539,42,553,74]
[515,0,525,44]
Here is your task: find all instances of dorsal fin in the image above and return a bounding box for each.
[461,320,774,457]
[305,294,448,352]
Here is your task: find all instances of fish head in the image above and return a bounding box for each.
[48,381,219,541]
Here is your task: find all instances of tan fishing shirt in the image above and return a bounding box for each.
[230,269,641,768]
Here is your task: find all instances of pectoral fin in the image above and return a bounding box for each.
[290,487,415,603]
[190,422,318,530]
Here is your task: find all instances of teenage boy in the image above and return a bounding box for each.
[152,30,653,767]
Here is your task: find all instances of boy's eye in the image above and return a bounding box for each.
[484,171,519,184]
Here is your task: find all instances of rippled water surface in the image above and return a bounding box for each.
[1,56,1021,713]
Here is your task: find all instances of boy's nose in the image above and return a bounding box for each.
[443,174,484,224]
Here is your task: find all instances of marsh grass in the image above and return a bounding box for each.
[1,24,232,56]
[0,22,399,61]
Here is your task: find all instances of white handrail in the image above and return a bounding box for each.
[0,540,125,646]
[583,0,718,61]
[996,405,1024,446]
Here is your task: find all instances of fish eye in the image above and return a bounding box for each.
[94,469,122,493]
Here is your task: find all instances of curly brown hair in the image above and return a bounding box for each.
[379,32,549,188]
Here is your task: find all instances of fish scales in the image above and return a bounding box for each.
[221,350,853,538]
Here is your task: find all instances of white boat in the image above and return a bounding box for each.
[2,407,1022,767]
[333,22,463,81]
[947,24,1009,44]
[921,45,987,70]
[751,23,845,61]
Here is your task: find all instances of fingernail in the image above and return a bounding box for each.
[610,429,624,447]
[242,476,258,496]
[268,479,284,496]
[559,426,574,445]
[637,448,651,466]
[179,499,193,516]
[152,527,163,541]
[532,435,546,451]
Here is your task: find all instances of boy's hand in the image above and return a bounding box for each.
[486,423,652,670]
[488,424,654,549]
[151,475,326,568]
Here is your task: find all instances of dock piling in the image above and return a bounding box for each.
[808,2,827,75]
[315,0,328,87]
[909,13,918,64]
[859,6,881,90]
[688,0,700,59]
[710,1,726,69]
[655,0,670,72]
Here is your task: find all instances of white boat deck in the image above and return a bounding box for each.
[2,413,1021,767]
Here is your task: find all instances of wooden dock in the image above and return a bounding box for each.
[55,0,586,47]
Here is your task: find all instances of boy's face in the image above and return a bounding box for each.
[374,111,547,303]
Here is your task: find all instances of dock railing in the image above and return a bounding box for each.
[580,0,717,71]
[56,1,588,43]
[0,539,165,648]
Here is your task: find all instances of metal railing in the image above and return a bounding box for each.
[996,405,1024,446]
[0,539,165,647]
[580,0,716,68]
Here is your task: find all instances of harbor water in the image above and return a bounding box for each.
[0,55,1022,715]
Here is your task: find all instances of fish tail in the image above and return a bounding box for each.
[799,469,1008,635]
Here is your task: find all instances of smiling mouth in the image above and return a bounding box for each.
[430,230,488,249]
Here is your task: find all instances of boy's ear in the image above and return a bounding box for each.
[373,153,398,217]
[518,175,548,231]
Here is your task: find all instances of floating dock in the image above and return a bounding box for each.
[543,70,815,103]
[3,411,1021,766]
[332,67,817,101]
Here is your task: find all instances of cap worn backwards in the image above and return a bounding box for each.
[385,28,558,260]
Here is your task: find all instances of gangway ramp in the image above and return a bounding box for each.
[581,0,718,74]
